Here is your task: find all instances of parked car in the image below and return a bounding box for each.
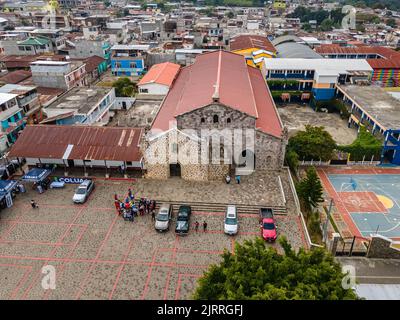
[224,205,238,235]
[260,208,277,242]
[155,204,172,232]
[72,180,95,204]
[175,205,192,236]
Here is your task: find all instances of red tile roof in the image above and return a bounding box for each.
[152,50,282,138]
[230,35,276,53]
[138,62,181,87]
[83,55,106,73]
[0,70,32,84]
[316,44,400,69]
[8,125,143,162]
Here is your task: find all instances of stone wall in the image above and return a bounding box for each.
[367,235,400,259]
[176,104,256,130]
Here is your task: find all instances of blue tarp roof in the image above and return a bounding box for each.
[22,168,51,182]
[0,180,18,193]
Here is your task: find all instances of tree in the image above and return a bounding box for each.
[296,166,324,215]
[285,149,299,174]
[193,237,359,300]
[288,125,337,161]
[302,22,312,32]
[387,18,397,28]
[226,11,234,19]
[112,77,136,97]
[320,18,334,31]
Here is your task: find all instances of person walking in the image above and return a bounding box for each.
[235,175,241,184]
[30,200,38,209]
[225,174,231,184]
[151,210,155,222]
[203,221,208,232]
[195,221,199,232]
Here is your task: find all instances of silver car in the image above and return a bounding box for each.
[72,180,95,204]
[155,204,172,232]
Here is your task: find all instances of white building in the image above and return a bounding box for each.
[137,62,180,96]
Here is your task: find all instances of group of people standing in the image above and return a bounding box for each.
[113,188,156,222]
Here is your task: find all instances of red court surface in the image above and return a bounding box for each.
[317,167,400,240]
[337,192,388,214]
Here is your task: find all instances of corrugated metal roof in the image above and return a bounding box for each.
[152,50,282,138]
[8,125,143,162]
[230,35,276,53]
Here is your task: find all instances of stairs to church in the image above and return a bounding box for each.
[152,201,287,215]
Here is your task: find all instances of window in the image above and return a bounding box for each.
[201,117,205,123]
[140,88,148,93]
[213,115,219,123]
[227,118,231,124]
[130,62,137,69]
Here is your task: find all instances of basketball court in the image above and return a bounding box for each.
[318,168,400,240]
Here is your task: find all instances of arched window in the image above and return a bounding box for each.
[227,118,231,124]
[213,115,219,123]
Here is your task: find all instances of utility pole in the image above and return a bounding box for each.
[322,198,334,243]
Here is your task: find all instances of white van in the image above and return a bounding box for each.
[224,205,238,235]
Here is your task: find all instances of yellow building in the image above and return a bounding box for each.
[273,0,287,10]
[230,35,277,68]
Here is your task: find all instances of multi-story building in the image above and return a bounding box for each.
[69,39,111,65]
[0,93,26,145]
[0,84,41,124]
[262,58,373,101]
[110,44,150,76]
[30,60,87,90]
[2,36,54,56]
[41,87,115,126]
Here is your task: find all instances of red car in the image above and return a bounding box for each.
[260,208,277,242]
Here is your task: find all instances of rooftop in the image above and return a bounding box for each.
[152,50,282,138]
[275,42,322,59]
[44,87,113,115]
[0,84,37,96]
[263,58,373,74]
[0,92,17,105]
[8,125,143,162]
[111,44,151,51]
[339,85,400,131]
[0,70,32,84]
[230,34,276,53]
[138,62,180,87]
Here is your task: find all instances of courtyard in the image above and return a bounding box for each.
[0,177,306,300]
[277,104,358,145]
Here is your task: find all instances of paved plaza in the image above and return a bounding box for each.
[0,177,306,300]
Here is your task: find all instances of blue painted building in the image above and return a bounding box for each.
[262,58,372,101]
[0,93,26,146]
[336,85,400,165]
[110,44,150,76]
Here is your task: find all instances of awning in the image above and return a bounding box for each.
[0,180,18,193]
[22,168,51,182]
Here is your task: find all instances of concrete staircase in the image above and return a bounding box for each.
[152,200,287,215]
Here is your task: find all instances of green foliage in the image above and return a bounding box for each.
[387,18,397,28]
[289,7,344,25]
[285,149,299,174]
[112,77,136,97]
[338,0,400,11]
[193,237,359,300]
[337,126,382,161]
[313,99,350,119]
[288,125,337,161]
[296,166,324,212]
[308,211,322,243]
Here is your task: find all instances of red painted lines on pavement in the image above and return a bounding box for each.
[20,207,87,300]
[108,235,137,300]
[74,213,119,300]
[175,273,202,300]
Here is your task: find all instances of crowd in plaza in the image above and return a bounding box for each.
[114,188,156,222]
